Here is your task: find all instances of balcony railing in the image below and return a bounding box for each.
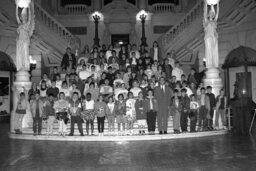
[151,3,176,13]
[64,4,92,14]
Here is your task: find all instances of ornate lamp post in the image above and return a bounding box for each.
[203,0,222,96]
[92,11,101,47]
[138,10,148,47]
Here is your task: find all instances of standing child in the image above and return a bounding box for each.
[135,92,147,135]
[95,95,107,136]
[115,94,126,136]
[106,96,116,135]
[180,88,190,133]
[189,94,199,132]
[144,89,158,135]
[170,89,181,134]
[53,92,69,136]
[82,93,95,135]
[126,92,136,135]
[43,94,56,136]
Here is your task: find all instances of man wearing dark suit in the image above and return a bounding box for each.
[154,77,172,134]
[61,47,76,69]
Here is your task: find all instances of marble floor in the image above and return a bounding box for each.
[1,122,256,171]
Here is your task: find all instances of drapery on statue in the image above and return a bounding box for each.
[16,0,35,71]
[203,0,219,68]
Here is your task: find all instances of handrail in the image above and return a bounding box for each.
[160,0,204,49]
[151,3,176,13]
[34,2,75,44]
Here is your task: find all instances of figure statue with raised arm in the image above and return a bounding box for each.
[203,0,219,68]
[16,0,35,71]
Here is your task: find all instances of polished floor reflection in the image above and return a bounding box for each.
[1,123,256,171]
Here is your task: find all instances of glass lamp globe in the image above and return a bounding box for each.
[206,0,219,5]
[16,0,31,8]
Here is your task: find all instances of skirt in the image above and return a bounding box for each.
[81,109,96,120]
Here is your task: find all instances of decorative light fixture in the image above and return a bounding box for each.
[92,11,101,21]
[137,10,148,47]
[29,55,36,72]
[16,0,31,8]
[206,0,219,5]
[92,11,102,47]
[136,10,148,21]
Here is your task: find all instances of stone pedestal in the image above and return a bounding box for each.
[204,67,223,96]
[10,70,32,133]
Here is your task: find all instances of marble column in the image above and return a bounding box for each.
[93,0,102,11]
[204,68,223,96]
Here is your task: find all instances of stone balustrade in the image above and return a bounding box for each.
[160,0,204,51]
[151,3,176,13]
[34,2,79,46]
[64,4,92,14]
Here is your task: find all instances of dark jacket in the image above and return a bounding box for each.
[61,53,76,69]
[206,93,216,108]
[180,95,190,112]
[135,99,147,120]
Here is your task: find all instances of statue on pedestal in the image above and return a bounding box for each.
[203,0,219,68]
[16,0,35,71]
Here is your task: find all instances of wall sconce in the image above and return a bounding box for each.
[29,55,36,72]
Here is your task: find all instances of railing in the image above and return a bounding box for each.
[151,3,176,13]
[160,0,204,50]
[64,4,92,14]
[34,2,78,45]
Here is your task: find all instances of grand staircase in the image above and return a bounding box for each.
[0,0,80,66]
[159,0,256,62]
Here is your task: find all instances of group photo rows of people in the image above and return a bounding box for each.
[13,41,228,137]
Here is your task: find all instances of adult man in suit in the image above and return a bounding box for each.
[154,77,173,134]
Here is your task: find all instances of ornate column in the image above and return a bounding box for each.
[11,0,35,133]
[93,0,102,11]
[203,0,222,96]
[138,0,147,10]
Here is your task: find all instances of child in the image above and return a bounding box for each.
[170,89,181,134]
[82,93,95,135]
[95,95,106,136]
[106,96,116,135]
[43,94,55,136]
[135,92,147,135]
[126,92,136,135]
[144,89,158,135]
[54,92,69,136]
[189,94,199,132]
[180,88,190,133]
[197,88,210,132]
[115,94,126,136]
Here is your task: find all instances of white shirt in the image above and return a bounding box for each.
[172,67,184,81]
[130,87,142,98]
[107,103,115,113]
[126,99,136,117]
[84,100,94,110]
[56,80,62,90]
[154,47,158,61]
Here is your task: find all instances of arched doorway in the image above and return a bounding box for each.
[0,51,16,120]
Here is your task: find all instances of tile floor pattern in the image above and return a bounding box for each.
[1,123,256,171]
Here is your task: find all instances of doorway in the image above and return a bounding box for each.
[111,34,130,46]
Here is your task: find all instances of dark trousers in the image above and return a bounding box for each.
[157,109,168,132]
[207,108,214,128]
[97,117,105,133]
[198,106,208,129]
[147,111,157,132]
[180,111,188,132]
[33,115,42,134]
[189,110,198,132]
[86,119,94,134]
[70,116,83,135]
